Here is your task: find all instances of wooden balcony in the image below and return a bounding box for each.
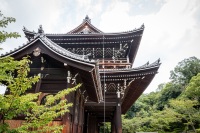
[99,59,131,69]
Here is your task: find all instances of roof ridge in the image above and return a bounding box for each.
[46,25,144,35]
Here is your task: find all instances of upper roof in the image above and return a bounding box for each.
[23,17,144,65]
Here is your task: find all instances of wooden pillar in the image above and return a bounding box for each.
[83,111,88,133]
[77,95,84,133]
[62,71,72,133]
[115,103,122,133]
[88,114,98,133]
[111,118,116,133]
[114,91,122,133]
[72,90,78,133]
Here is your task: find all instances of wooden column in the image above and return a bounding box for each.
[115,103,122,133]
[114,91,122,133]
[72,91,78,133]
[88,114,98,133]
[83,111,88,133]
[62,73,71,133]
[111,118,116,133]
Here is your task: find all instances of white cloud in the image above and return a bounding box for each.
[100,1,140,32]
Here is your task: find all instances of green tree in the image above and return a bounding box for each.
[156,57,200,110]
[0,11,20,46]
[169,99,200,133]
[156,83,166,92]
[156,82,182,110]
[150,108,182,132]
[0,11,80,133]
[126,92,158,119]
[184,73,200,101]
[99,122,111,133]
[170,56,200,86]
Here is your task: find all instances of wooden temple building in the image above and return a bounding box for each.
[2,16,160,133]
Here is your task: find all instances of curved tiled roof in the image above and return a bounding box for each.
[22,18,144,37]
[0,34,96,65]
[41,36,93,62]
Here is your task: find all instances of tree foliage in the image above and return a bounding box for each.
[156,82,182,110]
[169,99,199,133]
[170,56,200,86]
[184,73,200,101]
[99,122,111,133]
[0,11,20,45]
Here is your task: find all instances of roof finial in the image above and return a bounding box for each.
[83,15,91,23]
[141,23,145,29]
[38,25,44,33]
[23,26,27,31]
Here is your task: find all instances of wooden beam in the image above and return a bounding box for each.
[85,102,117,107]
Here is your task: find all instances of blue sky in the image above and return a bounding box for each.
[0,0,200,94]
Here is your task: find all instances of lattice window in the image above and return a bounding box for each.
[101,82,126,92]
[104,48,113,57]
[75,48,83,55]
[95,48,103,56]
[107,83,116,92]
[85,48,92,55]
[65,47,127,59]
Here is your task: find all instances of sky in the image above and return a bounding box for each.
[0,0,200,94]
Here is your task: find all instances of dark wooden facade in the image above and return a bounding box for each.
[1,16,160,133]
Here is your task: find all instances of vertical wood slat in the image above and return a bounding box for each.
[5,120,24,129]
